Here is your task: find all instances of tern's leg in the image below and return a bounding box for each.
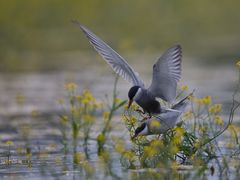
[140,116,149,122]
[136,108,145,114]
[140,114,152,122]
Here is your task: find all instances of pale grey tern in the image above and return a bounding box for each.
[133,94,190,138]
[74,22,182,115]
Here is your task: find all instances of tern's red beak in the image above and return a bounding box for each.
[128,99,133,109]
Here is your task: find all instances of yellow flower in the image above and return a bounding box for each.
[17,147,24,155]
[214,116,224,126]
[76,95,82,102]
[199,126,208,134]
[97,134,105,143]
[114,143,125,154]
[150,119,161,128]
[31,110,39,118]
[64,82,78,91]
[123,151,135,160]
[203,96,212,105]
[175,127,184,137]
[236,60,240,68]
[55,156,62,165]
[60,115,69,125]
[127,103,139,111]
[101,150,110,162]
[57,98,65,105]
[114,98,122,104]
[150,139,163,148]
[70,107,79,117]
[83,114,95,124]
[74,152,84,164]
[194,140,201,149]
[208,104,222,113]
[82,90,94,104]
[144,146,157,157]
[5,141,14,146]
[173,127,184,145]
[93,101,103,109]
[82,161,95,176]
[129,117,137,124]
[181,85,189,91]
[102,111,110,120]
[16,93,25,105]
[169,145,179,154]
[194,98,204,106]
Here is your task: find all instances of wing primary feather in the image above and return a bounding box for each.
[73,21,145,87]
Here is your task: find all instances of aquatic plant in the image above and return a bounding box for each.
[114,62,240,177]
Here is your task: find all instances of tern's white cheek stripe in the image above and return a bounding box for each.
[133,88,142,101]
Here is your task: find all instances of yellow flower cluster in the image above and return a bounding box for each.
[16,93,25,105]
[114,98,122,104]
[31,110,39,118]
[236,60,240,68]
[83,114,95,124]
[74,152,85,164]
[5,141,14,146]
[123,151,135,162]
[208,104,222,113]
[124,102,139,111]
[64,82,78,91]
[181,85,189,91]
[214,116,224,126]
[102,111,110,121]
[57,98,64,105]
[173,127,184,145]
[97,134,105,143]
[202,96,212,104]
[70,107,79,117]
[82,160,95,176]
[150,119,161,128]
[60,115,69,125]
[82,90,95,104]
[114,142,125,154]
[144,140,163,157]
[193,96,212,106]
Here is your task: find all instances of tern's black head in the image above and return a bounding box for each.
[128,86,140,100]
[134,122,147,137]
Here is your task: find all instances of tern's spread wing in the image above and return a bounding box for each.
[75,22,145,87]
[148,45,182,102]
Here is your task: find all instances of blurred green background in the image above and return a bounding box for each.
[0,0,240,72]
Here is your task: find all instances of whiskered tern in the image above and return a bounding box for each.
[133,94,190,138]
[74,22,182,115]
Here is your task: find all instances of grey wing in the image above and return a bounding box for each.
[74,21,145,87]
[148,45,182,102]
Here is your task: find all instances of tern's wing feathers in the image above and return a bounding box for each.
[148,45,182,102]
[75,22,145,87]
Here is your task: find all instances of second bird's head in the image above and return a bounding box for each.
[132,122,149,139]
[128,86,141,109]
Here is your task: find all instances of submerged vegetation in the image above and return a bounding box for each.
[0,63,240,179]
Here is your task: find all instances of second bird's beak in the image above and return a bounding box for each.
[128,99,133,109]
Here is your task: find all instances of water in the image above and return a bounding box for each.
[0,54,239,179]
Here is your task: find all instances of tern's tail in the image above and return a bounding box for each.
[172,90,195,111]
